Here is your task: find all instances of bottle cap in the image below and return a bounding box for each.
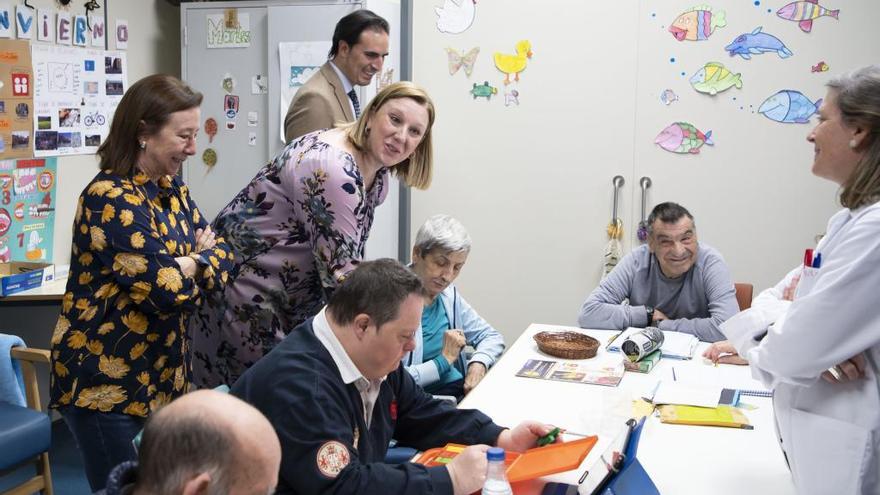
[487,447,505,461]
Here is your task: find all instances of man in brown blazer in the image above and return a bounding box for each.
[283,10,390,143]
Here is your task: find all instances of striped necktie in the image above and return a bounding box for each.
[347,89,361,119]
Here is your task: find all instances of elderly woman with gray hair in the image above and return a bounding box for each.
[404,215,505,400]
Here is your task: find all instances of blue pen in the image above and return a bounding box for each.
[812,253,822,268]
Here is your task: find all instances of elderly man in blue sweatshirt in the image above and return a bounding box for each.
[577,202,739,342]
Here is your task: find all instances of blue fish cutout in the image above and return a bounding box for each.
[724,27,792,60]
[758,90,822,123]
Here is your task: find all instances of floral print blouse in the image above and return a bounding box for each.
[190,130,389,388]
[49,171,233,417]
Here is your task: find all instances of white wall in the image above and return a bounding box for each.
[411,0,874,345]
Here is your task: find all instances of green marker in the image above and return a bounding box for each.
[537,427,561,447]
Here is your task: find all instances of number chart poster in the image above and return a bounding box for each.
[0,39,35,160]
[31,44,127,157]
[0,157,56,262]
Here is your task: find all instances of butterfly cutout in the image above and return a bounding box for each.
[445,47,479,77]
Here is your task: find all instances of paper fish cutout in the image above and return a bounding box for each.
[435,0,476,34]
[690,62,742,95]
[725,27,792,60]
[811,61,829,72]
[655,122,714,154]
[660,89,679,105]
[504,89,520,106]
[758,90,821,124]
[777,0,838,33]
[470,81,497,101]
[669,6,727,41]
[446,47,479,76]
[494,40,532,85]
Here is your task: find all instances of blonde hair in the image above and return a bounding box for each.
[342,81,435,190]
[827,65,880,209]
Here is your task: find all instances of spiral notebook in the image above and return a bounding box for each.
[739,389,773,398]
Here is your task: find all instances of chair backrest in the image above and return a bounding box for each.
[734,283,754,311]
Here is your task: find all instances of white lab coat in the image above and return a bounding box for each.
[723,201,880,495]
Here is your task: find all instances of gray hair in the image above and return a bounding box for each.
[135,406,236,495]
[646,202,695,236]
[827,65,880,209]
[413,214,472,256]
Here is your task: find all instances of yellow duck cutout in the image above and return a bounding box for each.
[494,40,532,85]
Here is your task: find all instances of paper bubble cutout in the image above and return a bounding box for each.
[660,89,679,105]
[655,122,714,154]
[203,148,218,167]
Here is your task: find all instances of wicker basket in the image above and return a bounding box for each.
[533,331,599,359]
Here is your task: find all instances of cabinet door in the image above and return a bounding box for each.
[182,4,270,221]
[411,1,639,336]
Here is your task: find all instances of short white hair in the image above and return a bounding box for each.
[413,214,471,256]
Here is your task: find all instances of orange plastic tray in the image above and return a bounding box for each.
[414,436,598,483]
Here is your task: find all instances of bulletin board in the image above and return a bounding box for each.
[0,39,34,160]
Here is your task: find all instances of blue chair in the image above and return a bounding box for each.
[0,347,53,495]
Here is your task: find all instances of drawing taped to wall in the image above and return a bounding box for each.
[758,90,821,123]
[689,62,742,95]
[669,6,727,41]
[655,122,714,154]
[725,27,792,59]
[776,0,839,33]
[494,40,532,85]
[435,0,476,34]
[445,47,479,77]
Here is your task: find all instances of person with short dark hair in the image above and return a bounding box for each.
[49,74,234,492]
[191,81,436,389]
[577,201,738,342]
[284,9,390,142]
[100,390,281,495]
[232,259,556,495]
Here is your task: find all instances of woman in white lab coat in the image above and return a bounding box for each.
[724,65,880,495]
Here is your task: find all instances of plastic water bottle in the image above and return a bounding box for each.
[482,447,513,495]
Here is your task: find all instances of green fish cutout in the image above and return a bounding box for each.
[689,62,743,96]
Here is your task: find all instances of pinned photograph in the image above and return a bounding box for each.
[106,80,124,96]
[37,116,51,130]
[85,134,101,146]
[58,131,82,148]
[11,131,30,150]
[105,56,123,74]
[15,103,29,119]
[59,108,81,127]
[84,81,99,94]
[35,131,58,151]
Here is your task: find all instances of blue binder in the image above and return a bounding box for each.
[600,417,660,495]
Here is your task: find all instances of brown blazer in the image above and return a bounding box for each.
[284,62,356,143]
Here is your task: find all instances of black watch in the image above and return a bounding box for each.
[646,306,655,326]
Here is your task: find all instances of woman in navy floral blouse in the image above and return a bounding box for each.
[191,81,435,388]
[48,74,234,492]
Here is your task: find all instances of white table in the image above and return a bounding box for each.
[459,324,796,495]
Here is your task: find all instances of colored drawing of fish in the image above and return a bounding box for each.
[655,122,714,154]
[724,27,793,60]
[689,62,743,96]
[669,6,727,41]
[812,61,829,72]
[759,90,822,124]
[777,0,839,33]
[660,89,679,105]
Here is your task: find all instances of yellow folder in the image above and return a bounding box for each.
[658,404,752,429]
